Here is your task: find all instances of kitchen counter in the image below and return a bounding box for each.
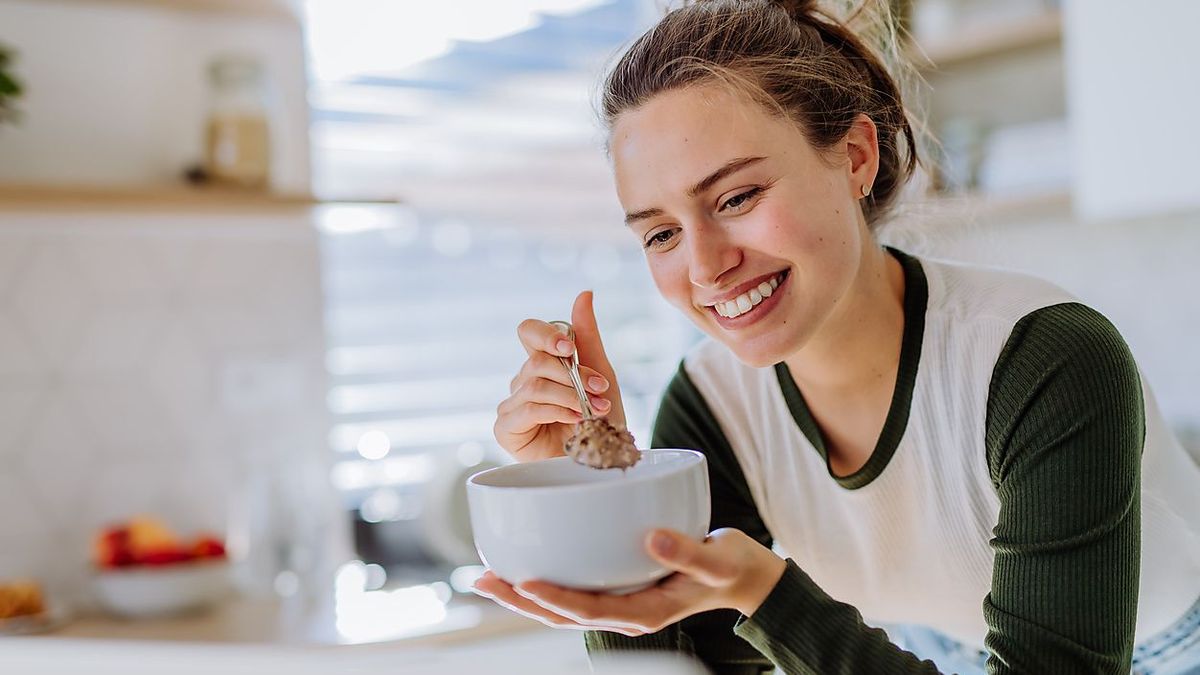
[9,593,710,675]
[30,593,547,646]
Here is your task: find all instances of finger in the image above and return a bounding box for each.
[472,575,593,632]
[570,291,624,427]
[517,318,575,359]
[494,400,582,439]
[500,377,612,420]
[645,530,739,587]
[570,291,616,377]
[510,352,610,395]
[514,582,659,633]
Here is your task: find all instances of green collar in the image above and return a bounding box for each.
[773,247,928,490]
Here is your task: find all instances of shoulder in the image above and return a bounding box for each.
[915,253,1079,324]
[986,302,1144,484]
[993,302,1140,400]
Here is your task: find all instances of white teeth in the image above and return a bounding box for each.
[712,273,784,319]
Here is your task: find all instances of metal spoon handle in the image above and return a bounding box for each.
[549,320,594,420]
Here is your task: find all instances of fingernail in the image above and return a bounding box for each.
[651,532,675,557]
[587,376,608,393]
[591,396,611,411]
[556,340,574,356]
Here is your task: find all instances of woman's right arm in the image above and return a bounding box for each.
[584,362,777,675]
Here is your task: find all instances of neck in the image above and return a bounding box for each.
[782,238,906,397]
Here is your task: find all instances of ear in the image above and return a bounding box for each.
[845,113,880,199]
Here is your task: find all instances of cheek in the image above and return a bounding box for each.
[646,254,694,310]
[758,200,854,263]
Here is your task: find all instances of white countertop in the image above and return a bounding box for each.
[6,594,710,675]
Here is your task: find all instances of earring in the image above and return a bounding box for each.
[860,183,872,198]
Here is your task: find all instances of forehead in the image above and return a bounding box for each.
[609,85,804,201]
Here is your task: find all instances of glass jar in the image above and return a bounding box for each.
[204,55,272,190]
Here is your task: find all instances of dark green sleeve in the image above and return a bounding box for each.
[982,302,1143,673]
[585,362,777,675]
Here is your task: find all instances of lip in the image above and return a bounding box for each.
[708,269,789,329]
[700,269,788,307]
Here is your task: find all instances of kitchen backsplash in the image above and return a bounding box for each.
[0,209,348,611]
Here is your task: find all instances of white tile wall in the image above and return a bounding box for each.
[0,210,348,611]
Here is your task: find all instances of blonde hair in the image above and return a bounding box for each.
[601,0,921,229]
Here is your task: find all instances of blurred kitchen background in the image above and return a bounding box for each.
[0,0,1196,662]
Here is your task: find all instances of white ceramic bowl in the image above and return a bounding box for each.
[467,449,710,594]
[92,560,232,618]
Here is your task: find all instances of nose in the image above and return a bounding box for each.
[686,221,741,289]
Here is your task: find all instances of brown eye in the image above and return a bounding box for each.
[721,187,763,212]
[644,229,678,249]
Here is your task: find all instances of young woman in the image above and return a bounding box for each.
[481,1,1200,672]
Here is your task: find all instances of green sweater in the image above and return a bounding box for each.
[585,252,1144,674]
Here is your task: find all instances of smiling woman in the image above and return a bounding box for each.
[482,1,1200,674]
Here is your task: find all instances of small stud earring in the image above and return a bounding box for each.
[860,183,872,198]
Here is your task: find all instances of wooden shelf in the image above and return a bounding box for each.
[0,184,397,212]
[48,0,299,22]
[910,11,1063,71]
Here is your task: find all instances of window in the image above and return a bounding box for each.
[307,0,697,587]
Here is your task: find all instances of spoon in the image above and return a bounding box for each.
[549,320,594,420]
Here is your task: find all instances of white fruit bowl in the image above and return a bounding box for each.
[92,560,232,618]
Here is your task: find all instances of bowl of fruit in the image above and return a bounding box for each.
[91,516,232,618]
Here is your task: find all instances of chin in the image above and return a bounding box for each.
[719,337,789,369]
[729,348,781,369]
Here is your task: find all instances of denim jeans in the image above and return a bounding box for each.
[883,596,1200,675]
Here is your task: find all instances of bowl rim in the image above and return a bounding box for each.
[466,448,706,494]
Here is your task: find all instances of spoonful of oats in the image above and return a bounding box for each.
[549,320,640,470]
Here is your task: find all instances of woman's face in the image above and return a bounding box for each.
[610,85,873,367]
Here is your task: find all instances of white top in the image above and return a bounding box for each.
[682,254,1200,647]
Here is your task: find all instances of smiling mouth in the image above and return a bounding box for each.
[709,270,788,319]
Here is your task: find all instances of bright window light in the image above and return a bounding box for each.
[305,0,609,82]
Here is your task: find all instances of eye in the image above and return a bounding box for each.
[644,228,679,250]
[720,186,764,212]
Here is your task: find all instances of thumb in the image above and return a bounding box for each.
[570,291,622,411]
[570,290,611,371]
[646,530,738,587]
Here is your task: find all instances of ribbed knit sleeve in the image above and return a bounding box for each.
[982,302,1143,673]
[584,362,776,675]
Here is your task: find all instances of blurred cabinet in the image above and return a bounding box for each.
[904,0,1068,216]
[905,0,1200,223]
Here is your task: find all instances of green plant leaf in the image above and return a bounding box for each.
[0,73,21,96]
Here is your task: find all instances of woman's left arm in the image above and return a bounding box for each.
[983,302,1144,673]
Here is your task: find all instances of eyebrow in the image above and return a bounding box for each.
[623,156,766,227]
